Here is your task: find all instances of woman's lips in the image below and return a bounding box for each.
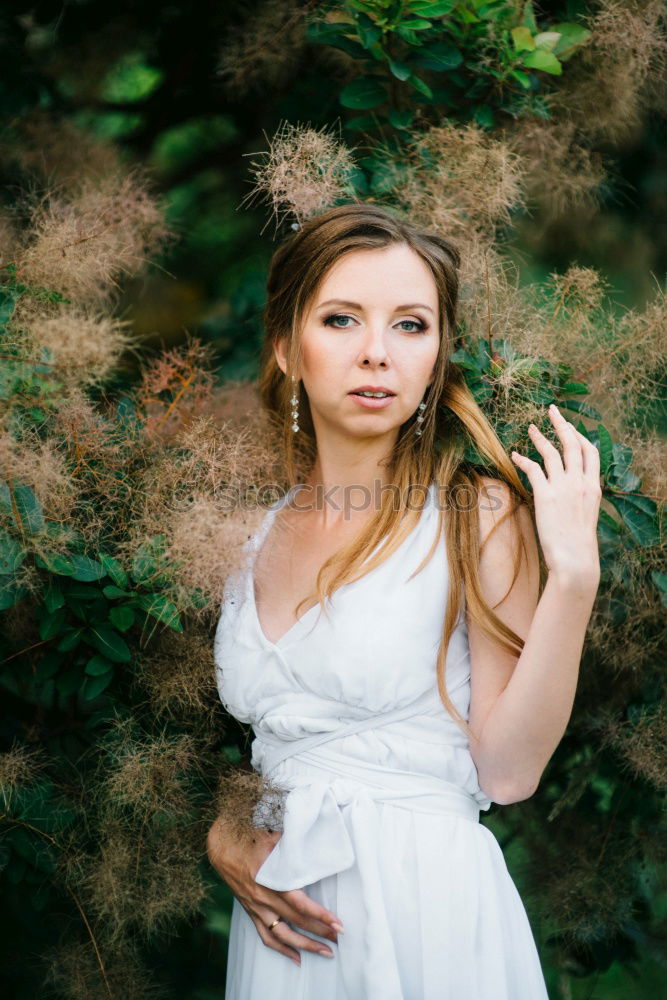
[348,393,396,409]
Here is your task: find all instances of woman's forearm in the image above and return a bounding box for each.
[473,568,600,804]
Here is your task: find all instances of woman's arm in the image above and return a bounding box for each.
[466,404,601,805]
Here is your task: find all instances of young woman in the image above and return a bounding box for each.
[208,203,602,999]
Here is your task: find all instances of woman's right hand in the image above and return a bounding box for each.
[206,817,344,967]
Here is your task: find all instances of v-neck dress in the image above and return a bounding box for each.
[213,482,549,999]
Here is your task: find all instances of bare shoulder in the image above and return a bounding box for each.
[466,476,541,743]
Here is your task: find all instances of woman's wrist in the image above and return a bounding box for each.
[547,563,600,598]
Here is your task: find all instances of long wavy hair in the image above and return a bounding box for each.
[257,202,545,739]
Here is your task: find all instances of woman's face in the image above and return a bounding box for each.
[277,242,441,446]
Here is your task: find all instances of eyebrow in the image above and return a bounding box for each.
[317,298,435,315]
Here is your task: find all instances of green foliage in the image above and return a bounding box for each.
[0,779,80,913]
[1,536,184,711]
[306,0,591,137]
[0,265,188,721]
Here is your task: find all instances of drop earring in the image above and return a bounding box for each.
[415,397,427,437]
[290,375,300,433]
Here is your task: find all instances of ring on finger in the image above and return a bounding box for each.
[268,916,283,931]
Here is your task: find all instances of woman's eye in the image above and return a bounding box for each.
[398,320,427,333]
[323,314,353,328]
[323,314,427,333]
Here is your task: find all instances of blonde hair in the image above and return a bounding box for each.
[257,202,545,739]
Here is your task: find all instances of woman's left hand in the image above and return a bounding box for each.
[510,403,602,585]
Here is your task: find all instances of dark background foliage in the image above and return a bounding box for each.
[0,2,665,998]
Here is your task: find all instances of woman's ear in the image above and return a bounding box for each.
[273,336,288,376]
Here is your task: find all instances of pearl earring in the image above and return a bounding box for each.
[290,375,300,433]
[415,398,427,436]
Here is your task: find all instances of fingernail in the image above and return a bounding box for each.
[318,949,334,958]
[331,921,345,933]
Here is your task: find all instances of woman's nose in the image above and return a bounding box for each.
[359,321,390,363]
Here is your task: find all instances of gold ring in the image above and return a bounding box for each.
[268,917,282,930]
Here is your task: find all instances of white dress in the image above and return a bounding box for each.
[213,482,550,999]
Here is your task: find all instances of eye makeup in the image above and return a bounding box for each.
[322,313,428,334]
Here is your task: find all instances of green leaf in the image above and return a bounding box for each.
[68,555,106,582]
[509,68,533,89]
[11,482,46,535]
[472,105,494,129]
[103,584,132,599]
[395,25,422,45]
[0,577,29,609]
[607,495,659,547]
[534,31,561,52]
[560,381,589,395]
[99,552,129,588]
[0,285,20,326]
[525,385,555,405]
[607,443,641,492]
[356,13,382,49]
[650,570,667,608]
[339,77,388,109]
[87,625,132,663]
[38,607,67,641]
[82,671,114,700]
[0,579,28,611]
[450,347,480,372]
[409,1,456,15]
[511,26,535,52]
[408,73,433,99]
[520,0,538,33]
[43,584,65,612]
[35,552,76,576]
[521,49,562,75]
[597,509,621,545]
[85,654,114,676]
[387,109,415,129]
[477,1,506,16]
[550,23,591,61]
[387,56,412,81]
[133,593,183,632]
[305,21,367,58]
[222,745,242,764]
[412,41,462,71]
[56,627,84,651]
[401,19,433,30]
[345,113,381,132]
[0,480,13,516]
[0,530,25,574]
[109,605,135,631]
[558,398,601,420]
[597,424,614,478]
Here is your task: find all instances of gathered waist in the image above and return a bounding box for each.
[251,684,481,830]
